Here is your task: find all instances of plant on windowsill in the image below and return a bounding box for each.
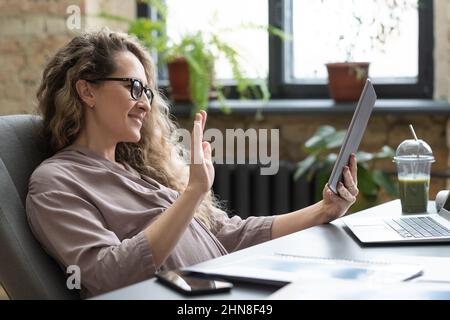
[293,125,398,212]
[321,0,418,102]
[101,0,287,116]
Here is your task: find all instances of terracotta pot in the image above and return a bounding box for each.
[325,62,370,102]
[167,56,218,103]
[167,57,191,102]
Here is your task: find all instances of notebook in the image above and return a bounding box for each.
[268,278,450,300]
[184,253,423,287]
[269,254,450,300]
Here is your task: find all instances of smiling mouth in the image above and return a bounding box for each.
[128,115,143,125]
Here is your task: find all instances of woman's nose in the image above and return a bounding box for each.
[135,99,151,112]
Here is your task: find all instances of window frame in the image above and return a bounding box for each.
[139,0,434,100]
[268,0,434,99]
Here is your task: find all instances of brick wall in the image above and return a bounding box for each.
[1,0,447,116]
[434,0,450,101]
[0,0,449,298]
[0,0,449,197]
[0,2,448,101]
[176,112,448,201]
[0,0,133,299]
[0,0,82,114]
[0,0,134,115]
[434,0,450,186]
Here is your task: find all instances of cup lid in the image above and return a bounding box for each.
[393,139,434,162]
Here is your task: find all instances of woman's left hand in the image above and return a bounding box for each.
[320,154,359,224]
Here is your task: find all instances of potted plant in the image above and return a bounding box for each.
[322,0,417,102]
[325,62,370,102]
[105,0,286,115]
[132,25,217,110]
[294,125,398,212]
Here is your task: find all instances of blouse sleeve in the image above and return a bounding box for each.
[210,207,275,253]
[26,191,156,297]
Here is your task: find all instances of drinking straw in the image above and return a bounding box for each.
[409,124,418,141]
[409,124,420,165]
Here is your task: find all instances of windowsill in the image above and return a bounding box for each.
[170,99,450,117]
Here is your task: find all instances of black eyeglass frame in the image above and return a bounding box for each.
[87,77,154,104]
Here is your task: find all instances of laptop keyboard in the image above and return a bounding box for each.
[385,216,450,238]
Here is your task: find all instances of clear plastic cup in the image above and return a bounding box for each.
[393,139,434,214]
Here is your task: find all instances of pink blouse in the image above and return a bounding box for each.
[26,144,275,298]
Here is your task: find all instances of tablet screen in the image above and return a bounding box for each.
[328,79,377,194]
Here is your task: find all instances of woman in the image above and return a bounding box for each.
[26,31,359,298]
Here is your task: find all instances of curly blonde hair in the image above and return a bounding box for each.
[36,30,219,229]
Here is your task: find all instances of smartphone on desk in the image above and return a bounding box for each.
[155,270,233,296]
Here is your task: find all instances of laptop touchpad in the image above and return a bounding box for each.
[351,224,398,241]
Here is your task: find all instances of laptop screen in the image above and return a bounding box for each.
[442,192,450,213]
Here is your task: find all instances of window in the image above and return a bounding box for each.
[292,0,418,80]
[139,0,268,81]
[139,0,434,99]
[269,0,434,99]
[165,0,268,80]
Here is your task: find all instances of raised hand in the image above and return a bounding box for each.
[187,111,215,195]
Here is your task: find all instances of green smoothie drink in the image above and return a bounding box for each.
[398,175,430,213]
[394,125,435,214]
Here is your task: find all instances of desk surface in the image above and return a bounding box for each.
[94,200,449,300]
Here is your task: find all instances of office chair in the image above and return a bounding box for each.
[0,114,79,299]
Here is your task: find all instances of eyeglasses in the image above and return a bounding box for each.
[87,77,154,104]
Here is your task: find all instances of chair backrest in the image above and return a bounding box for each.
[0,115,79,299]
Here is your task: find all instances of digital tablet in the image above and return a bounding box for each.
[328,79,377,194]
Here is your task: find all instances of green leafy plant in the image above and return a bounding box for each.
[320,0,420,101]
[101,0,287,115]
[318,0,419,63]
[293,125,398,212]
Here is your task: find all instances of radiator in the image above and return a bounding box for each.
[212,161,313,218]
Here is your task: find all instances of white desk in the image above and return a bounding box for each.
[93,200,450,300]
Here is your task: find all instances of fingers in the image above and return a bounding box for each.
[337,182,356,203]
[191,111,208,164]
[349,153,357,185]
[343,165,359,197]
[203,141,212,162]
[325,184,339,200]
[200,110,207,132]
[191,113,204,164]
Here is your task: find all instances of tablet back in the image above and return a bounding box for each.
[328,79,377,194]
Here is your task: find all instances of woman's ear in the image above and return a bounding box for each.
[75,79,96,109]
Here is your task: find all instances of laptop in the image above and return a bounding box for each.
[344,198,450,244]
